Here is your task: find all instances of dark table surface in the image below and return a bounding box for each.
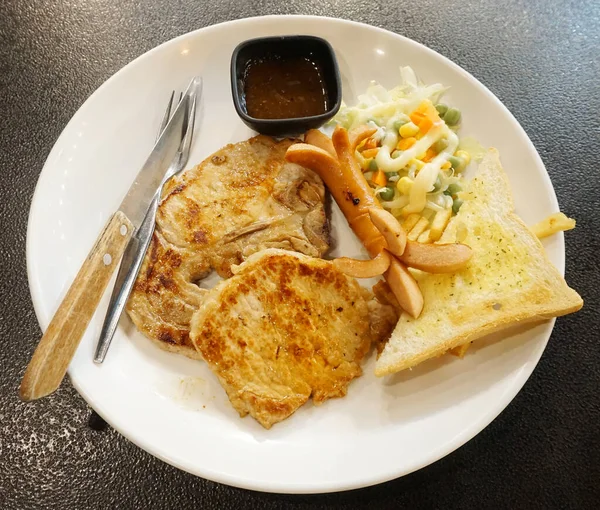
[1,1,599,508]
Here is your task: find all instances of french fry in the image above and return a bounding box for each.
[402,213,422,233]
[530,212,576,239]
[429,208,452,242]
[408,217,429,240]
[417,229,432,244]
[390,207,405,219]
[450,343,471,358]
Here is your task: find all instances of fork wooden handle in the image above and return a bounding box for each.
[20,211,134,401]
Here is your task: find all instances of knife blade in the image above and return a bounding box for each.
[94,84,199,363]
[19,77,201,401]
[118,78,200,230]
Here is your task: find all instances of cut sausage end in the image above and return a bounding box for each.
[384,257,424,318]
[368,207,407,257]
[399,240,473,274]
[333,250,391,278]
[305,129,336,158]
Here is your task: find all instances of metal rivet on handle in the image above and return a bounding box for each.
[103,254,112,266]
[120,225,128,236]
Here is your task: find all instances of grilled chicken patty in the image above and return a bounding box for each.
[127,136,329,359]
[190,250,397,429]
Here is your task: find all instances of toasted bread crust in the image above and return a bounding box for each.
[375,148,583,376]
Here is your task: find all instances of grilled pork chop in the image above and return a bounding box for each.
[127,136,329,359]
[190,249,398,429]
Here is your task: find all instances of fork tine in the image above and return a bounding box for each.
[156,90,175,142]
[178,91,198,166]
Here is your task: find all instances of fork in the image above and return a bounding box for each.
[93,85,200,363]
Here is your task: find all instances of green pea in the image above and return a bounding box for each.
[443,107,461,126]
[432,176,443,192]
[432,138,448,153]
[452,198,464,214]
[368,159,378,172]
[385,171,399,178]
[391,150,401,159]
[446,183,462,196]
[448,155,466,172]
[435,103,448,116]
[393,119,407,131]
[379,186,395,201]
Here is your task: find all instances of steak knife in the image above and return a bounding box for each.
[94,84,199,364]
[20,77,201,401]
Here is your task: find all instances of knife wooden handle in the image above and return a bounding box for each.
[20,211,134,401]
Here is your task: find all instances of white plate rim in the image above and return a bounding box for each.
[25,15,564,493]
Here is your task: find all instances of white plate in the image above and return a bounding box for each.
[27,15,564,493]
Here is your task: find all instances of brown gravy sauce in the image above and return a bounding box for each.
[244,56,328,119]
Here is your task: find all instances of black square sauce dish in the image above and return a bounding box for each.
[231,35,342,137]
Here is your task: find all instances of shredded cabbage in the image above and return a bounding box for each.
[458,136,486,162]
[330,66,478,219]
[332,66,448,131]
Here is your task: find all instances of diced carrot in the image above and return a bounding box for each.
[410,100,443,134]
[418,117,434,134]
[362,148,379,159]
[372,169,388,187]
[397,137,417,150]
[419,100,441,118]
[422,148,437,163]
[409,111,426,125]
[362,137,378,150]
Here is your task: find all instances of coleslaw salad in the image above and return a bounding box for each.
[331,67,484,224]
